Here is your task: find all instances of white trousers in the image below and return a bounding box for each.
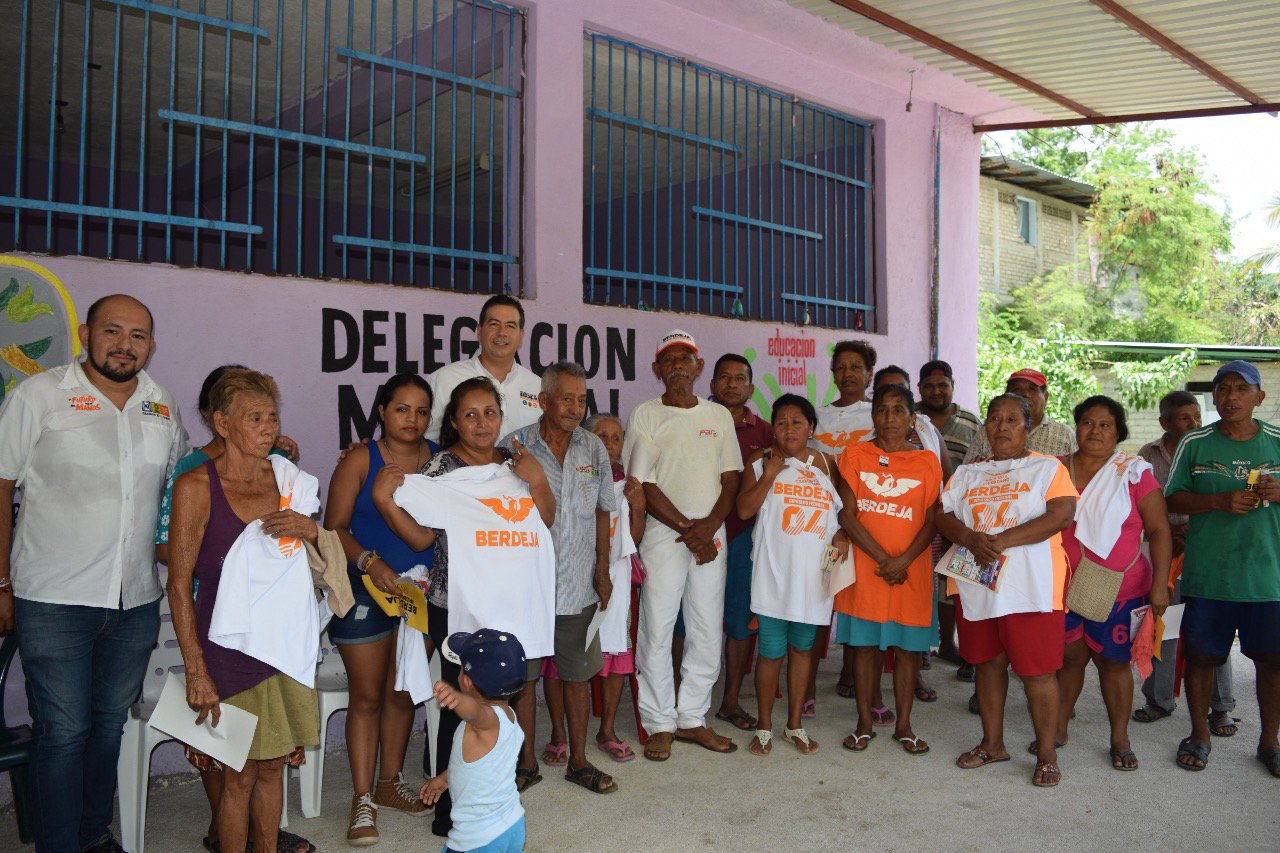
[635,521,727,733]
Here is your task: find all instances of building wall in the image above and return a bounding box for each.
[1100,362,1280,453]
[978,176,1089,303]
[0,0,1002,795]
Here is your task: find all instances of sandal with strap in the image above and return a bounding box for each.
[514,766,543,791]
[714,708,757,731]
[1209,712,1240,738]
[784,727,819,755]
[955,745,1010,769]
[802,699,816,719]
[896,735,930,756]
[276,830,317,853]
[1176,737,1211,772]
[541,742,568,766]
[870,705,896,727]
[1110,748,1139,771]
[1133,704,1172,723]
[749,730,773,756]
[842,732,875,752]
[564,763,618,794]
[596,738,635,763]
[1032,760,1062,788]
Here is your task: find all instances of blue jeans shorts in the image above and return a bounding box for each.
[328,566,399,645]
[1183,596,1280,661]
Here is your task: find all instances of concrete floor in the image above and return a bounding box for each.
[2,651,1276,852]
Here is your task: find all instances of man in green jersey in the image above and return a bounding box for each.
[1165,361,1280,777]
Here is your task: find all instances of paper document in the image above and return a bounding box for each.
[584,605,609,651]
[822,546,856,597]
[148,673,258,772]
[363,574,431,634]
[1132,603,1184,641]
[627,436,660,482]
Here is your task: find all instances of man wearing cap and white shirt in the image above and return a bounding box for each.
[0,294,188,853]
[963,367,1077,463]
[623,330,743,761]
[426,294,543,443]
[1164,360,1280,777]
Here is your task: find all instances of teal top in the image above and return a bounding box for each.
[1165,420,1280,602]
[155,446,287,544]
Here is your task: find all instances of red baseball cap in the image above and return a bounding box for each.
[1007,368,1048,389]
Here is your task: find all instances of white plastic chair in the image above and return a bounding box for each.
[117,593,289,853]
[299,637,348,819]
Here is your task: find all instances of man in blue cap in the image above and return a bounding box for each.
[1165,360,1280,778]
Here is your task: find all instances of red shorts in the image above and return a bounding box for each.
[956,599,1065,677]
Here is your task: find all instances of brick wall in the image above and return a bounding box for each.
[978,176,1090,303]
[1093,362,1280,453]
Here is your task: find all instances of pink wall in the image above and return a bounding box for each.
[0,0,1027,797]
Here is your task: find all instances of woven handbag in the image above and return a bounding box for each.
[1064,552,1136,622]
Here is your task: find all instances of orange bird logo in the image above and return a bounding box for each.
[478,496,536,523]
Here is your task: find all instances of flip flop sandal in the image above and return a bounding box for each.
[565,764,618,794]
[674,729,738,753]
[914,685,938,703]
[749,730,773,756]
[896,735,930,756]
[596,739,635,762]
[643,732,673,762]
[802,699,816,719]
[515,766,543,791]
[1176,737,1211,772]
[1032,760,1062,788]
[1027,739,1065,756]
[1110,748,1139,771]
[541,742,569,766]
[783,728,819,755]
[955,746,1010,769]
[842,732,876,752]
[1257,746,1280,778]
[1208,713,1240,738]
[871,705,896,727]
[714,709,757,731]
[835,682,855,698]
[1133,705,1173,723]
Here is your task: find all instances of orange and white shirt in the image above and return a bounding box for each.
[835,442,942,628]
[810,400,873,457]
[394,463,557,657]
[749,455,843,626]
[940,453,1077,621]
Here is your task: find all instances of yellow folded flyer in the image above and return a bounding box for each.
[362,575,431,635]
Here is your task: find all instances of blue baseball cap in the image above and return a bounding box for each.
[1212,360,1262,389]
[443,629,527,699]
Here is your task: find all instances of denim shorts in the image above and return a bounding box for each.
[327,566,398,645]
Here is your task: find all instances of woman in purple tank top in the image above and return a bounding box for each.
[169,369,322,853]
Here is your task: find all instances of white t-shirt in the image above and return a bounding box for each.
[810,401,874,457]
[426,355,543,443]
[941,454,1073,620]
[0,361,188,608]
[599,479,638,654]
[393,462,557,658]
[210,456,323,688]
[749,455,842,625]
[622,398,743,520]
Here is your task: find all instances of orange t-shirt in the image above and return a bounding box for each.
[835,442,943,627]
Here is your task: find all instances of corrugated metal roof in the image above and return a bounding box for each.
[980,156,1096,205]
[786,0,1280,125]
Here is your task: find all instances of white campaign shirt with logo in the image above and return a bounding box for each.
[0,361,188,608]
[599,480,638,654]
[622,398,743,520]
[209,455,323,687]
[941,455,1063,620]
[425,355,542,443]
[810,401,873,457]
[393,462,557,657]
[750,456,843,625]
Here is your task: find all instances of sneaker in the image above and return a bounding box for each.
[347,792,379,847]
[373,772,433,817]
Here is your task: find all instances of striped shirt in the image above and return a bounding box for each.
[500,421,617,615]
[1137,437,1189,528]
[934,405,982,471]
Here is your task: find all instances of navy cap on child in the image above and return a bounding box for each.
[443,629,528,698]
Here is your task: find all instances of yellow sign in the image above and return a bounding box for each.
[362,575,431,635]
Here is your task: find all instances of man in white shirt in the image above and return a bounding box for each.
[426,294,542,443]
[624,330,743,761]
[0,294,188,853]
